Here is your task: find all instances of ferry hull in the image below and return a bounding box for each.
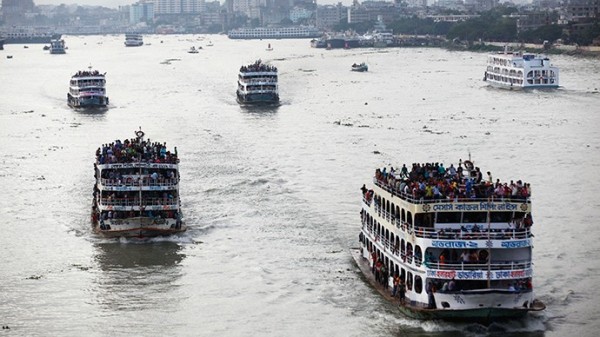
[350,248,544,324]
[236,92,279,105]
[486,80,559,90]
[93,226,187,238]
[3,34,61,44]
[92,220,186,238]
[68,94,109,108]
[397,305,530,323]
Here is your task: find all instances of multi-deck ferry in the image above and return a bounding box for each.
[228,26,320,39]
[124,34,143,47]
[49,39,66,54]
[353,158,545,323]
[68,68,109,108]
[236,60,279,104]
[484,51,559,89]
[91,129,185,238]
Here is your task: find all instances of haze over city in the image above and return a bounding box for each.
[32,0,353,7]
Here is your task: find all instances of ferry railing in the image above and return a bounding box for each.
[100,198,178,207]
[373,178,531,204]
[100,178,178,188]
[426,260,532,271]
[414,227,532,240]
[242,78,277,84]
[96,158,179,165]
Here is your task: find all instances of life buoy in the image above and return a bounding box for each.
[464,160,474,171]
[135,130,145,138]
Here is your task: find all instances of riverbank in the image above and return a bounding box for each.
[450,41,600,58]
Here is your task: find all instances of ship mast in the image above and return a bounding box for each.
[137,127,143,224]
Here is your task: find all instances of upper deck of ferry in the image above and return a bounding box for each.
[363,161,533,239]
[95,133,178,169]
[487,52,554,69]
[370,162,530,205]
[239,61,278,77]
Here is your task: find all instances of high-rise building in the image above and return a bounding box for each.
[130,1,155,24]
[152,0,206,15]
[1,0,36,24]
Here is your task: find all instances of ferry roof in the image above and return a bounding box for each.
[372,161,531,205]
[72,70,105,78]
[96,131,178,166]
[240,60,277,73]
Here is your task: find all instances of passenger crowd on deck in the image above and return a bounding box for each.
[96,135,178,165]
[239,60,277,73]
[373,161,531,202]
[73,70,104,77]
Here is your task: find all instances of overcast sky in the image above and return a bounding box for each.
[34,0,350,8]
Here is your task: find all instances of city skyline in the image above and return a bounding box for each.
[32,0,353,8]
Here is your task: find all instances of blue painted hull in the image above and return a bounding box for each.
[68,94,109,108]
[236,92,279,104]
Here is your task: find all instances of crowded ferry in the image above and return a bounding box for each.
[236,60,279,105]
[68,68,109,108]
[91,129,185,238]
[484,50,559,89]
[352,157,545,322]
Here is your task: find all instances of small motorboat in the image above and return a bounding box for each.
[351,62,368,72]
[188,46,199,54]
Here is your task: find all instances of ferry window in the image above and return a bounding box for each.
[490,211,513,223]
[414,246,423,267]
[401,239,406,260]
[514,212,526,219]
[407,272,413,291]
[436,212,460,224]
[414,213,433,228]
[462,212,487,223]
[414,276,423,294]
[407,212,413,225]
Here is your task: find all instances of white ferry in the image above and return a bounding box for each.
[353,158,545,323]
[484,51,559,89]
[67,68,109,108]
[49,39,66,54]
[236,60,279,104]
[91,129,185,238]
[228,26,321,40]
[124,34,143,47]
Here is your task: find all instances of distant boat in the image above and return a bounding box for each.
[188,46,199,54]
[236,59,279,105]
[228,26,321,40]
[42,45,50,50]
[484,49,559,90]
[206,41,213,46]
[124,34,143,47]
[7,55,13,59]
[1,29,60,44]
[351,62,368,72]
[49,39,66,54]
[266,43,273,51]
[67,67,109,108]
